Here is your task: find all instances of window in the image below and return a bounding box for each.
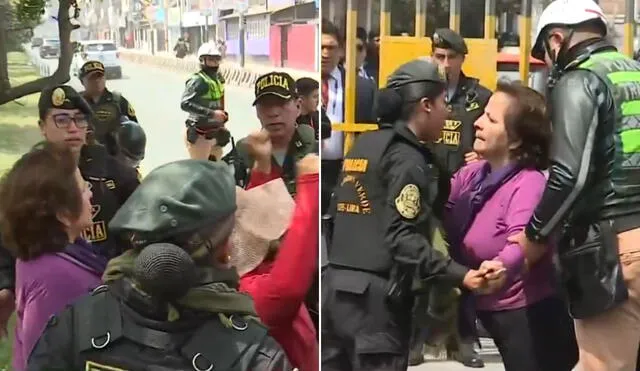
[86,43,117,51]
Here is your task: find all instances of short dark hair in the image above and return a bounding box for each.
[356,27,367,43]
[495,80,551,170]
[0,143,83,260]
[296,77,319,97]
[322,19,342,46]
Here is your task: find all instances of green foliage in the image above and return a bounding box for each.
[13,0,46,25]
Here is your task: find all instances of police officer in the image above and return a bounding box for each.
[321,59,490,371]
[416,28,492,368]
[26,160,293,370]
[181,41,230,152]
[223,71,317,195]
[507,1,640,369]
[429,28,492,178]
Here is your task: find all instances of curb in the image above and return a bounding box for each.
[118,50,313,88]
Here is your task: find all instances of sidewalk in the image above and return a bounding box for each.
[118,48,316,88]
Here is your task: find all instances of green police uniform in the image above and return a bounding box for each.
[430,29,492,178]
[181,70,226,124]
[26,160,293,371]
[223,71,318,196]
[79,61,138,151]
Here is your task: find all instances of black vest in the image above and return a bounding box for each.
[329,128,397,274]
[73,285,270,371]
[430,78,484,176]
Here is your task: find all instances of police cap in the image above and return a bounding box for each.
[38,84,93,119]
[79,60,105,80]
[432,28,468,55]
[386,59,446,90]
[253,71,297,105]
[108,160,236,248]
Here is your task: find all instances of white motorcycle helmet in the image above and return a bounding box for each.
[197,42,222,61]
[531,0,607,61]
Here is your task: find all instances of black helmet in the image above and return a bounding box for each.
[117,121,146,167]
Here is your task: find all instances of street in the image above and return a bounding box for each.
[38,57,261,172]
[409,338,505,371]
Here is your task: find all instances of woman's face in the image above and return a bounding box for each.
[72,168,93,232]
[420,90,448,141]
[473,92,516,160]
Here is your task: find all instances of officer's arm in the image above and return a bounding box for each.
[26,308,75,370]
[525,70,602,243]
[382,147,469,284]
[120,96,138,122]
[181,75,214,116]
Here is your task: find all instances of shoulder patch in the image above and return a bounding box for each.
[395,184,421,219]
[85,361,126,371]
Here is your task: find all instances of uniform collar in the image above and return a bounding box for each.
[562,38,617,71]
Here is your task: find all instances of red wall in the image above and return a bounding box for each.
[269,23,316,71]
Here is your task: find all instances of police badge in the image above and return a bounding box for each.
[51,87,65,107]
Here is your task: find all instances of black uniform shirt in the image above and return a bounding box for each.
[381,125,469,284]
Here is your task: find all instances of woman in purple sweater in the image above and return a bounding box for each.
[444,81,578,371]
[0,144,107,371]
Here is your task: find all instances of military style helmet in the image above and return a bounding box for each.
[116,120,146,167]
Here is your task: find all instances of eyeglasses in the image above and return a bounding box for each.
[51,113,89,129]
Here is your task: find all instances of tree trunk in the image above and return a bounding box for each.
[0,0,73,106]
[0,1,11,95]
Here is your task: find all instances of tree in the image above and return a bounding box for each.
[0,0,79,105]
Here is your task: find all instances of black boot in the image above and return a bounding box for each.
[448,339,485,368]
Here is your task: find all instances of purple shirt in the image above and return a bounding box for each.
[446,161,556,312]
[13,252,102,370]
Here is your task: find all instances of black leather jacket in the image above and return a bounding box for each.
[27,282,293,371]
[525,39,640,243]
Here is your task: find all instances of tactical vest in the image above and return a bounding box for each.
[577,52,640,203]
[431,79,483,176]
[73,285,271,371]
[231,125,316,195]
[90,92,123,142]
[198,71,224,106]
[79,146,123,259]
[329,128,397,274]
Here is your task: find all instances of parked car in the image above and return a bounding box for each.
[39,39,60,59]
[31,37,43,48]
[72,40,122,79]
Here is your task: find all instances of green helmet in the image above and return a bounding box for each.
[117,120,146,167]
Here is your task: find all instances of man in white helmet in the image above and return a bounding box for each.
[180,42,230,155]
[504,1,640,369]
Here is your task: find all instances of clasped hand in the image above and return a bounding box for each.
[462,260,508,295]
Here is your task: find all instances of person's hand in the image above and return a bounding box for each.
[297,154,319,176]
[507,231,547,270]
[245,129,273,162]
[211,110,228,123]
[477,260,507,295]
[0,289,14,339]
[462,269,488,292]
[185,130,216,161]
[464,151,480,164]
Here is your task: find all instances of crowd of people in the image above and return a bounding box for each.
[0,37,321,370]
[322,0,640,370]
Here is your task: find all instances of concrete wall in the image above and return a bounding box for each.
[269,23,317,71]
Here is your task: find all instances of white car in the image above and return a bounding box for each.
[72,40,122,79]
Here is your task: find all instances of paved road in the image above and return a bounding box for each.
[409,338,505,371]
[38,57,261,172]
